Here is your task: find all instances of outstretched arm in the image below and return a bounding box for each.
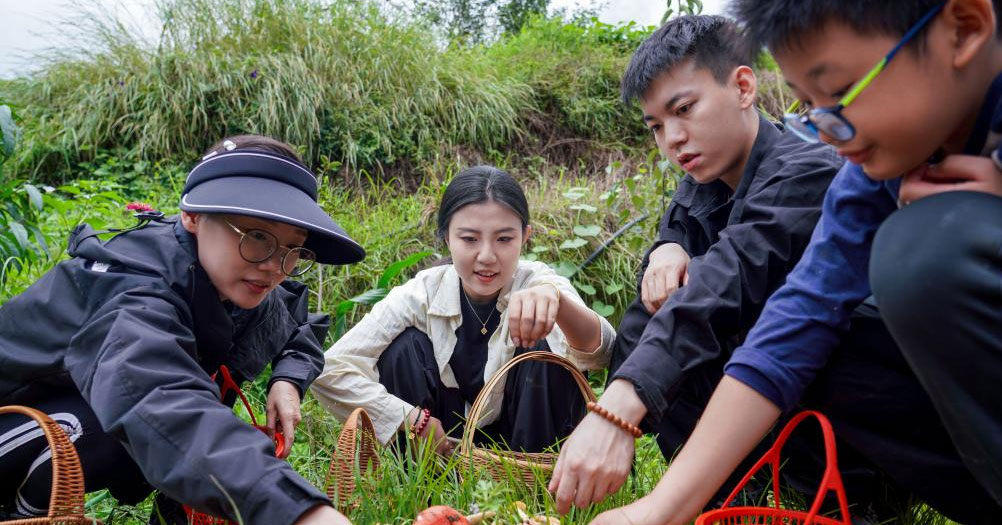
[589,376,780,525]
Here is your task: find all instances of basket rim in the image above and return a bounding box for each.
[696,506,849,524]
[0,405,95,523]
[458,351,596,456]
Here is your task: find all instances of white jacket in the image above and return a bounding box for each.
[311,259,615,444]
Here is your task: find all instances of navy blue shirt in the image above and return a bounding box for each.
[725,72,1002,411]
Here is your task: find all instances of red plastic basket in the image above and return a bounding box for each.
[184,366,286,525]
[695,410,851,525]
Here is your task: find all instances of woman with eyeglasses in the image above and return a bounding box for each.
[311,166,615,457]
[0,135,361,525]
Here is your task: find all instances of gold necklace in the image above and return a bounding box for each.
[462,288,495,335]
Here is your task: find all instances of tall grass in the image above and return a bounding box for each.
[3,0,662,183]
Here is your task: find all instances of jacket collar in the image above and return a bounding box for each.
[426,264,512,317]
[732,114,783,200]
[177,219,235,374]
[671,113,781,209]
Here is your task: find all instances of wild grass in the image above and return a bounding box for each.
[5,153,959,524]
[1,0,661,184]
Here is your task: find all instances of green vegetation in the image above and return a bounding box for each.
[1,0,656,184]
[0,0,955,523]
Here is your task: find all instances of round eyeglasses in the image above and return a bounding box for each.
[783,2,945,144]
[223,220,316,277]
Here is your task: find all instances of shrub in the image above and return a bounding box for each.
[3,0,656,183]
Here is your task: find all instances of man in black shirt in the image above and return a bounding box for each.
[550,15,850,514]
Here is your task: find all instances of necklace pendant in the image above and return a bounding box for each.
[481,327,488,335]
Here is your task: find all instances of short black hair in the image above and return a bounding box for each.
[621,15,751,104]
[731,0,1002,55]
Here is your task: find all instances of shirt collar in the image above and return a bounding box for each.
[427,264,513,317]
[734,114,783,196]
[963,70,1002,155]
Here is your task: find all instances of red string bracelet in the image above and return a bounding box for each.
[586,401,643,439]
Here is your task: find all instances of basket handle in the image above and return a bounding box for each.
[0,405,88,521]
[459,350,597,455]
[719,410,850,524]
[214,365,286,456]
[326,407,380,505]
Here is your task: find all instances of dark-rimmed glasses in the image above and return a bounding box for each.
[223,220,316,277]
[784,3,946,143]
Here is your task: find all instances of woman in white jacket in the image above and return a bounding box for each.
[312,166,614,455]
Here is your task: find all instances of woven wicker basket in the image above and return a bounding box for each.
[325,408,380,512]
[458,351,596,485]
[0,405,102,525]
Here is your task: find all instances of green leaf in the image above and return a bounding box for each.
[57,185,81,195]
[573,224,601,237]
[530,245,550,254]
[8,221,28,250]
[0,105,18,157]
[569,204,597,213]
[604,283,625,295]
[349,287,388,306]
[559,237,587,250]
[24,184,43,211]
[335,299,356,316]
[377,250,434,289]
[574,282,596,295]
[592,300,615,317]
[26,224,50,257]
[522,253,538,262]
[551,261,577,278]
[562,187,589,200]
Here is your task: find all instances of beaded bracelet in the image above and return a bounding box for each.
[586,401,643,439]
[410,408,431,438]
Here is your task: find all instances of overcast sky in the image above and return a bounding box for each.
[0,0,727,79]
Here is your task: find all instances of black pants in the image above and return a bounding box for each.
[611,193,1002,523]
[611,298,912,515]
[0,391,151,518]
[376,327,586,453]
[870,191,1002,515]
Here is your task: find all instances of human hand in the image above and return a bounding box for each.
[293,504,352,525]
[548,380,645,515]
[899,154,1002,205]
[407,407,454,456]
[507,283,560,348]
[548,413,636,514]
[266,380,301,459]
[642,243,690,314]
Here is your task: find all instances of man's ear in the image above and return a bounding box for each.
[180,211,200,235]
[733,65,758,110]
[942,0,995,69]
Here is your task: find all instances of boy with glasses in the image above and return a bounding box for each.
[0,135,362,524]
[549,13,881,517]
[583,1,1002,524]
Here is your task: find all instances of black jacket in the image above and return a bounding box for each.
[0,218,330,524]
[611,116,844,424]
